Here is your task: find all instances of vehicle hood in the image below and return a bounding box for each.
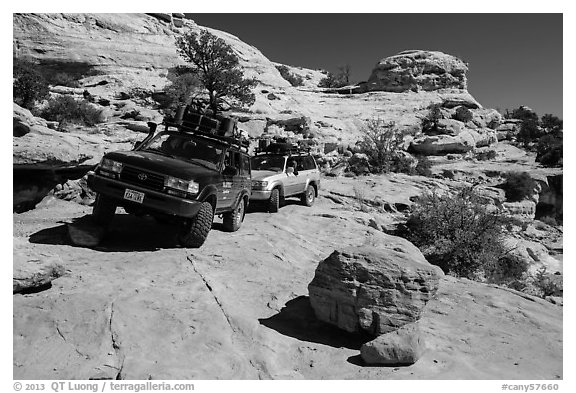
[251,170,284,181]
[104,150,219,180]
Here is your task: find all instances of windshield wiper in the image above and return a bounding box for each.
[188,158,217,170]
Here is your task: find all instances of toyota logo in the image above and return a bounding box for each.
[137,173,148,181]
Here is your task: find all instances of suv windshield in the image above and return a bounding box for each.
[142,132,224,170]
[251,155,286,172]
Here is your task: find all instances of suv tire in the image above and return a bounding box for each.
[223,198,245,232]
[178,202,214,248]
[301,185,315,207]
[92,194,116,225]
[268,188,280,213]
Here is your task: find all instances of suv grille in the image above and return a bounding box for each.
[120,166,165,192]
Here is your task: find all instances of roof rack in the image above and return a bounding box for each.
[163,105,249,151]
[254,141,311,156]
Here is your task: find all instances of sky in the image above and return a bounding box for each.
[188,13,563,118]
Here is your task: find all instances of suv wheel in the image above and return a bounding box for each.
[178,202,214,248]
[92,194,116,225]
[268,188,280,213]
[223,198,245,232]
[301,185,315,207]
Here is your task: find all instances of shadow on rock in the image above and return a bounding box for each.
[30,214,185,252]
[259,296,373,350]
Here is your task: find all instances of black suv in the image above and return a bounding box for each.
[87,107,251,247]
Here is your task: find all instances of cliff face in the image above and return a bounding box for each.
[13,13,289,90]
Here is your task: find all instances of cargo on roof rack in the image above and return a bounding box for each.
[254,141,312,156]
[163,105,249,151]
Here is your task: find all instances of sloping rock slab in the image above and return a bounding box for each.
[13,250,65,293]
[361,322,425,365]
[308,243,443,335]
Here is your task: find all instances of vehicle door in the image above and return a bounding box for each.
[283,156,302,196]
[222,149,244,208]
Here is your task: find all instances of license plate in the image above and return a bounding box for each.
[124,189,145,203]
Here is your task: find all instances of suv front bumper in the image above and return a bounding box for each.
[250,189,273,200]
[87,171,203,218]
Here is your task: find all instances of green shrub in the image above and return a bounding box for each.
[532,267,562,297]
[501,172,536,202]
[275,65,304,87]
[414,155,433,176]
[485,254,529,286]
[160,73,202,110]
[421,103,442,134]
[356,119,404,173]
[318,71,347,88]
[536,134,562,167]
[13,58,50,109]
[50,72,80,87]
[400,187,510,279]
[40,95,103,127]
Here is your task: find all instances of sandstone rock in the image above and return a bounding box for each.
[239,119,267,138]
[367,50,468,92]
[503,200,537,220]
[360,323,425,365]
[435,118,464,136]
[308,244,443,335]
[410,133,475,155]
[472,108,502,129]
[503,236,561,274]
[440,93,481,109]
[13,249,65,293]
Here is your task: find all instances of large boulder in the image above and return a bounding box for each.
[308,244,443,335]
[13,243,65,293]
[366,50,468,92]
[410,128,497,155]
[360,322,425,365]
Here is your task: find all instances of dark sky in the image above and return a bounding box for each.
[188,14,563,118]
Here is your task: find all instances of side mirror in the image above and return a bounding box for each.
[223,166,238,176]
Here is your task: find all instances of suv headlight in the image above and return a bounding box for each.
[165,176,199,195]
[100,158,123,173]
[252,180,268,190]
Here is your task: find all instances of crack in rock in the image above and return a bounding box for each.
[107,302,124,380]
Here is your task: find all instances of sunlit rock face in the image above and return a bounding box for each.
[366,50,468,93]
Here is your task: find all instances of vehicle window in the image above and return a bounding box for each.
[251,155,286,172]
[241,154,251,175]
[143,132,223,170]
[305,156,316,170]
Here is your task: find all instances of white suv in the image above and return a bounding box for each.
[250,147,320,212]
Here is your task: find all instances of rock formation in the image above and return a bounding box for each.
[366,50,468,92]
[308,244,443,335]
[360,322,425,365]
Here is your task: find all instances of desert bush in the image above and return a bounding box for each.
[421,103,442,134]
[276,65,304,87]
[500,172,536,202]
[531,267,562,297]
[50,72,80,88]
[536,134,562,167]
[484,254,529,286]
[356,119,404,173]
[318,71,347,88]
[40,95,103,128]
[13,58,50,109]
[400,187,511,279]
[414,155,433,176]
